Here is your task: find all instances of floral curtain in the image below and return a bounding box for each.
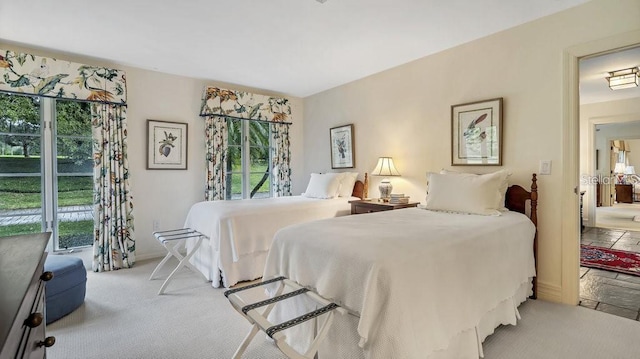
[205,116,228,201]
[200,86,292,200]
[271,122,291,197]
[92,103,135,271]
[0,49,126,104]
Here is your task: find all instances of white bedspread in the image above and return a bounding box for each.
[263,208,536,359]
[183,195,356,288]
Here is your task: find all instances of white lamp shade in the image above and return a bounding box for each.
[625,166,636,175]
[371,157,401,176]
[614,162,626,174]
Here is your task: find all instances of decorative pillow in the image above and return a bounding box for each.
[425,170,509,216]
[302,173,343,199]
[439,169,511,211]
[338,172,359,197]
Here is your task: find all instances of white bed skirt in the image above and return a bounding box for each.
[189,236,268,288]
[277,279,532,359]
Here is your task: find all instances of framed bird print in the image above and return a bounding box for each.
[330,124,355,169]
[147,119,188,170]
[451,98,503,166]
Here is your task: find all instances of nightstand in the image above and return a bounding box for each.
[349,199,419,215]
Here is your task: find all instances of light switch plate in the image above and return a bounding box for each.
[539,160,552,175]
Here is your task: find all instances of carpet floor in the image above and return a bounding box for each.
[596,204,640,231]
[47,257,640,359]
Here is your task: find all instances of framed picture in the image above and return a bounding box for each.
[451,98,503,166]
[147,119,188,170]
[330,124,355,169]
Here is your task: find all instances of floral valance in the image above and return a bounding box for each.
[200,86,291,124]
[0,49,126,105]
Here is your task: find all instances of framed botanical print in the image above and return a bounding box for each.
[330,124,354,169]
[147,119,188,170]
[451,98,503,166]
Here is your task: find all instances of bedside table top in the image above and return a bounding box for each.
[349,199,420,209]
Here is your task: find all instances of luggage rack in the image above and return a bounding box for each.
[149,228,208,295]
[225,276,345,359]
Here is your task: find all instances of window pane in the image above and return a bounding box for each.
[249,121,269,146]
[249,171,270,198]
[57,176,93,209]
[0,92,43,238]
[227,119,242,146]
[250,146,268,170]
[0,93,40,134]
[58,219,93,249]
[226,145,242,172]
[0,175,43,236]
[226,172,242,200]
[0,136,41,173]
[57,138,93,173]
[0,175,42,210]
[56,101,92,136]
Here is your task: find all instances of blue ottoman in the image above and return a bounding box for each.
[44,256,87,324]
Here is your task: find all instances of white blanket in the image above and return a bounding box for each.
[263,208,536,359]
[184,196,356,288]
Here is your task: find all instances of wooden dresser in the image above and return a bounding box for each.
[0,233,55,359]
[615,184,633,204]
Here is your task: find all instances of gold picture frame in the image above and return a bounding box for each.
[147,119,188,170]
[451,98,503,166]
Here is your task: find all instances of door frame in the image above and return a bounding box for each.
[562,30,640,305]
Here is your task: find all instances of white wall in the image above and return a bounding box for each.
[0,42,305,262]
[302,0,640,302]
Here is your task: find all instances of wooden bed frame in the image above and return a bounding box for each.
[504,173,538,299]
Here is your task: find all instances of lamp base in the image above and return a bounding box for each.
[378,179,392,201]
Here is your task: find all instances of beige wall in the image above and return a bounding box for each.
[303,0,640,302]
[0,42,305,262]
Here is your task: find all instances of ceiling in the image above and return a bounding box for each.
[0,0,598,98]
[580,46,640,105]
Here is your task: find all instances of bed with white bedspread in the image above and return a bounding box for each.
[256,172,538,359]
[184,173,364,288]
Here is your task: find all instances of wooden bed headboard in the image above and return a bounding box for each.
[505,173,538,299]
[352,180,365,199]
[351,173,369,199]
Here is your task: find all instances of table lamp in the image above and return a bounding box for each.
[370,157,400,201]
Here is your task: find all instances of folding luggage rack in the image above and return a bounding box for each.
[149,228,208,295]
[225,276,346,359]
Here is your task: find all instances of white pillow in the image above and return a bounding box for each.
[425,170,508,216]
[439,169,511,211]
[338,172,359,197]
[302,173,343,199]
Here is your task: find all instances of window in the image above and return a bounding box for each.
[0,93,93,251]
[225,119,272,199]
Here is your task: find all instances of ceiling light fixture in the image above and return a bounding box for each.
[316,0,328,3]
[607,67,639,90]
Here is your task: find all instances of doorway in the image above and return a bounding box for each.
[578,45,640,321]
[0,92,94,252]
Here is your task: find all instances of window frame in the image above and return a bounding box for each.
[226,118,273,200]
